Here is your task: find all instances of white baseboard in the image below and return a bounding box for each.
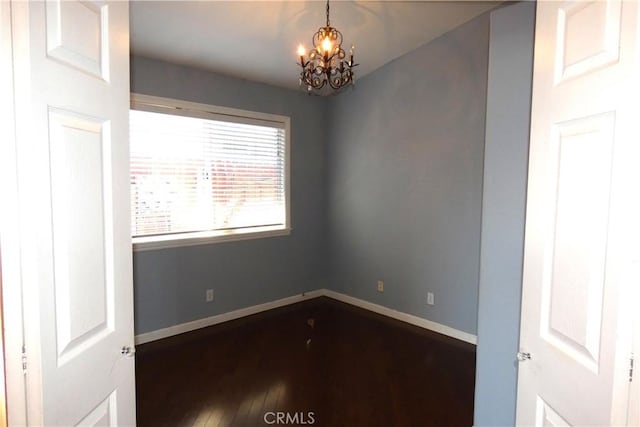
[134,290,324,345]
[322,290,477,345]
[134,288,477,346]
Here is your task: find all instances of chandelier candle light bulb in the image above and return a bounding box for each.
[322,36,332,54]
[297,0,357,94]
[297,44,306,65]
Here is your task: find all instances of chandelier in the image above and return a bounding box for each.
[297,0,357,94]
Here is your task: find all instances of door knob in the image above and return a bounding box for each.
[121,346,136,358]
[517,351,531,362]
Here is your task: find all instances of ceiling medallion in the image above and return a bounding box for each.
[297,0,357,95]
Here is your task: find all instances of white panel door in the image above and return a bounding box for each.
[516,1,639,425]
[10,1,135,425]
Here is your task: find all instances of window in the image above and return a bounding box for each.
[130,94,290,250]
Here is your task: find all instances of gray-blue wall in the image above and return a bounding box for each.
[131,7,537,421]
[473,3,535,426]
[326,14,490,335]
[130,57,328,334]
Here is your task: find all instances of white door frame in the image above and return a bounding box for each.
[0,0,29,425]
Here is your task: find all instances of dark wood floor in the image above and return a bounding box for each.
[135,298,476,427]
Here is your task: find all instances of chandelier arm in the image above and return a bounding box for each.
[325,49,344,64]
[314,78,327,90]
[328,78,339,90]
[334,28,343,46]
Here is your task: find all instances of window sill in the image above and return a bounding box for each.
[132,225,291,252]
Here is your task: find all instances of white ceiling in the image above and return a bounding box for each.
[130,1,501,91]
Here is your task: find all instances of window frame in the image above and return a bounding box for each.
[130,93,291,251]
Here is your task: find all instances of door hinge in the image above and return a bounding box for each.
[21,344,27,375]
[629,353,635,383]
[517,351,532,362]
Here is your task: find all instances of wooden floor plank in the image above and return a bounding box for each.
[136,298,476,426]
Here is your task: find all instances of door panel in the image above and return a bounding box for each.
[77,391,118,427]
[536,396,571,427]
[542,112,615,373]
[45,0,109,79]
[516,1,638,425]
[555,0,621,83]
[48,109,115,366]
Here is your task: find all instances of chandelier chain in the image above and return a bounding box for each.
[326,0,330,27]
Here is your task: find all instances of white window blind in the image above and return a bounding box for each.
[129,98,289,245]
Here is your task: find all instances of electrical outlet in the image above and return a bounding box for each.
[427,292,434,306]
[377,280,384,293]
[206,289,214,302]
